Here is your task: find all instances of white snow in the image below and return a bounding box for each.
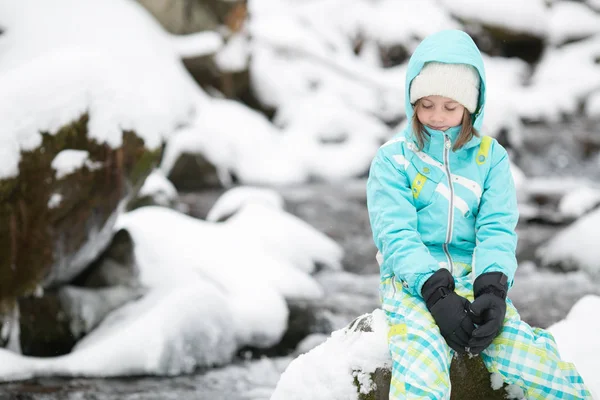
[2,0,600,394]
[51,150,92,179]
[0,201,343,380]
[518,35,600,122]
[587,91,600,119]
[558,186,600,218]
[171,31,223,59]
[0,282,237,380]
[439,0,549,36]
[355,0,460,48]
[205,186,285,222]
[549,295,600,399]
[115,205,339,345]
[588,0,600,11]
[0,0,199,179]
[138,169,178,206]
[548,2,600,45]
[161,97,382,186]
[537,207,600,276]
[270,310,391,400]
[271,297,600,399]
[47,193,63,209]
[215,33,250,73]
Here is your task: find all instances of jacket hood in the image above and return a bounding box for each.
[405,30,486,133]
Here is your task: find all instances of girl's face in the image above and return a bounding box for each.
[415,95,465,132]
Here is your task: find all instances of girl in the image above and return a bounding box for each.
[366,29,592,399]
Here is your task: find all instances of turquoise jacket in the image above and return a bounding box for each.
[366,30,518,297]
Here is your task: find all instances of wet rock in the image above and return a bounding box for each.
[166,152,223,192]
[58,285,145,339]
[71,229,138,288]
[463,25,545,63]
[18,291,76,357]
[0,114,160,311]
[17,284,144,357]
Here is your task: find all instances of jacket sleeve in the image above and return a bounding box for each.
[366,148,440,297]
[473,143,519,286]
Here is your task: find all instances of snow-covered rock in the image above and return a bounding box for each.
[271,310,511,400]
[537,207,600,275]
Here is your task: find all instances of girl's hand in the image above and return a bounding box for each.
[468,272,508,355]
[421,269,476,354]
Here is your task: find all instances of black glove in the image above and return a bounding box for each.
[468,272,508,355]
[421,268,475,354]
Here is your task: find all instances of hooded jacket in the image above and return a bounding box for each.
[366,30,518,297]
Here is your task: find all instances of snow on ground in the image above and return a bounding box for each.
[0,283,237,381]
[270,310,391,400]
[215,33,250,73]
[587,91,600,119]
[0,0,201,180]
[519,35,600,122]
[116,205,341,347]
[439,0,549,36]
[171,31,223,59]
[205,186,284,222]
[558,187,600,218]
[549,295,600,399]
[548,1,600,45]
[137,169,179,208]
[0,199,343,381]
[537,207,600,276]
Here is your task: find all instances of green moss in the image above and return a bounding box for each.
[354,368,391,400]
[0,114,160,311]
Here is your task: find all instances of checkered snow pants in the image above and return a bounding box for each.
[380,262,592,399]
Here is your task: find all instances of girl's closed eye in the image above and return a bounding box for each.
[421,103,433,109]
[445,106,457,111]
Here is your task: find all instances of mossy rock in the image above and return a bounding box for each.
[347,313,512,400]
[0,114,160,312]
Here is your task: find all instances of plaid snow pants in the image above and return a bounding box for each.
[380,262,592,399]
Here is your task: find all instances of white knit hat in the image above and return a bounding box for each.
[410,62,480,113]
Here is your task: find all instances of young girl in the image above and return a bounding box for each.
[366,29,592,399]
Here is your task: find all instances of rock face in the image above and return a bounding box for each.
[0,114,160,313]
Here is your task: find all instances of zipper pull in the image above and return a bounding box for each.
[444,135,451,149]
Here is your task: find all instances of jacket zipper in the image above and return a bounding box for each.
[443,135,454,273]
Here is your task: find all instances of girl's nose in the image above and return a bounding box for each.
[431,112,444,123]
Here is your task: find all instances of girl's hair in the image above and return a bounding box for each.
[411,99,479,151]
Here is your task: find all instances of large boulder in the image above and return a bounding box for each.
[0,114,159,319]
[271,310,516,400]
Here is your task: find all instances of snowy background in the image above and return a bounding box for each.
[1,0,600,398]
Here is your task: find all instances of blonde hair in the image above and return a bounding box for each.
[411,99,479,151]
